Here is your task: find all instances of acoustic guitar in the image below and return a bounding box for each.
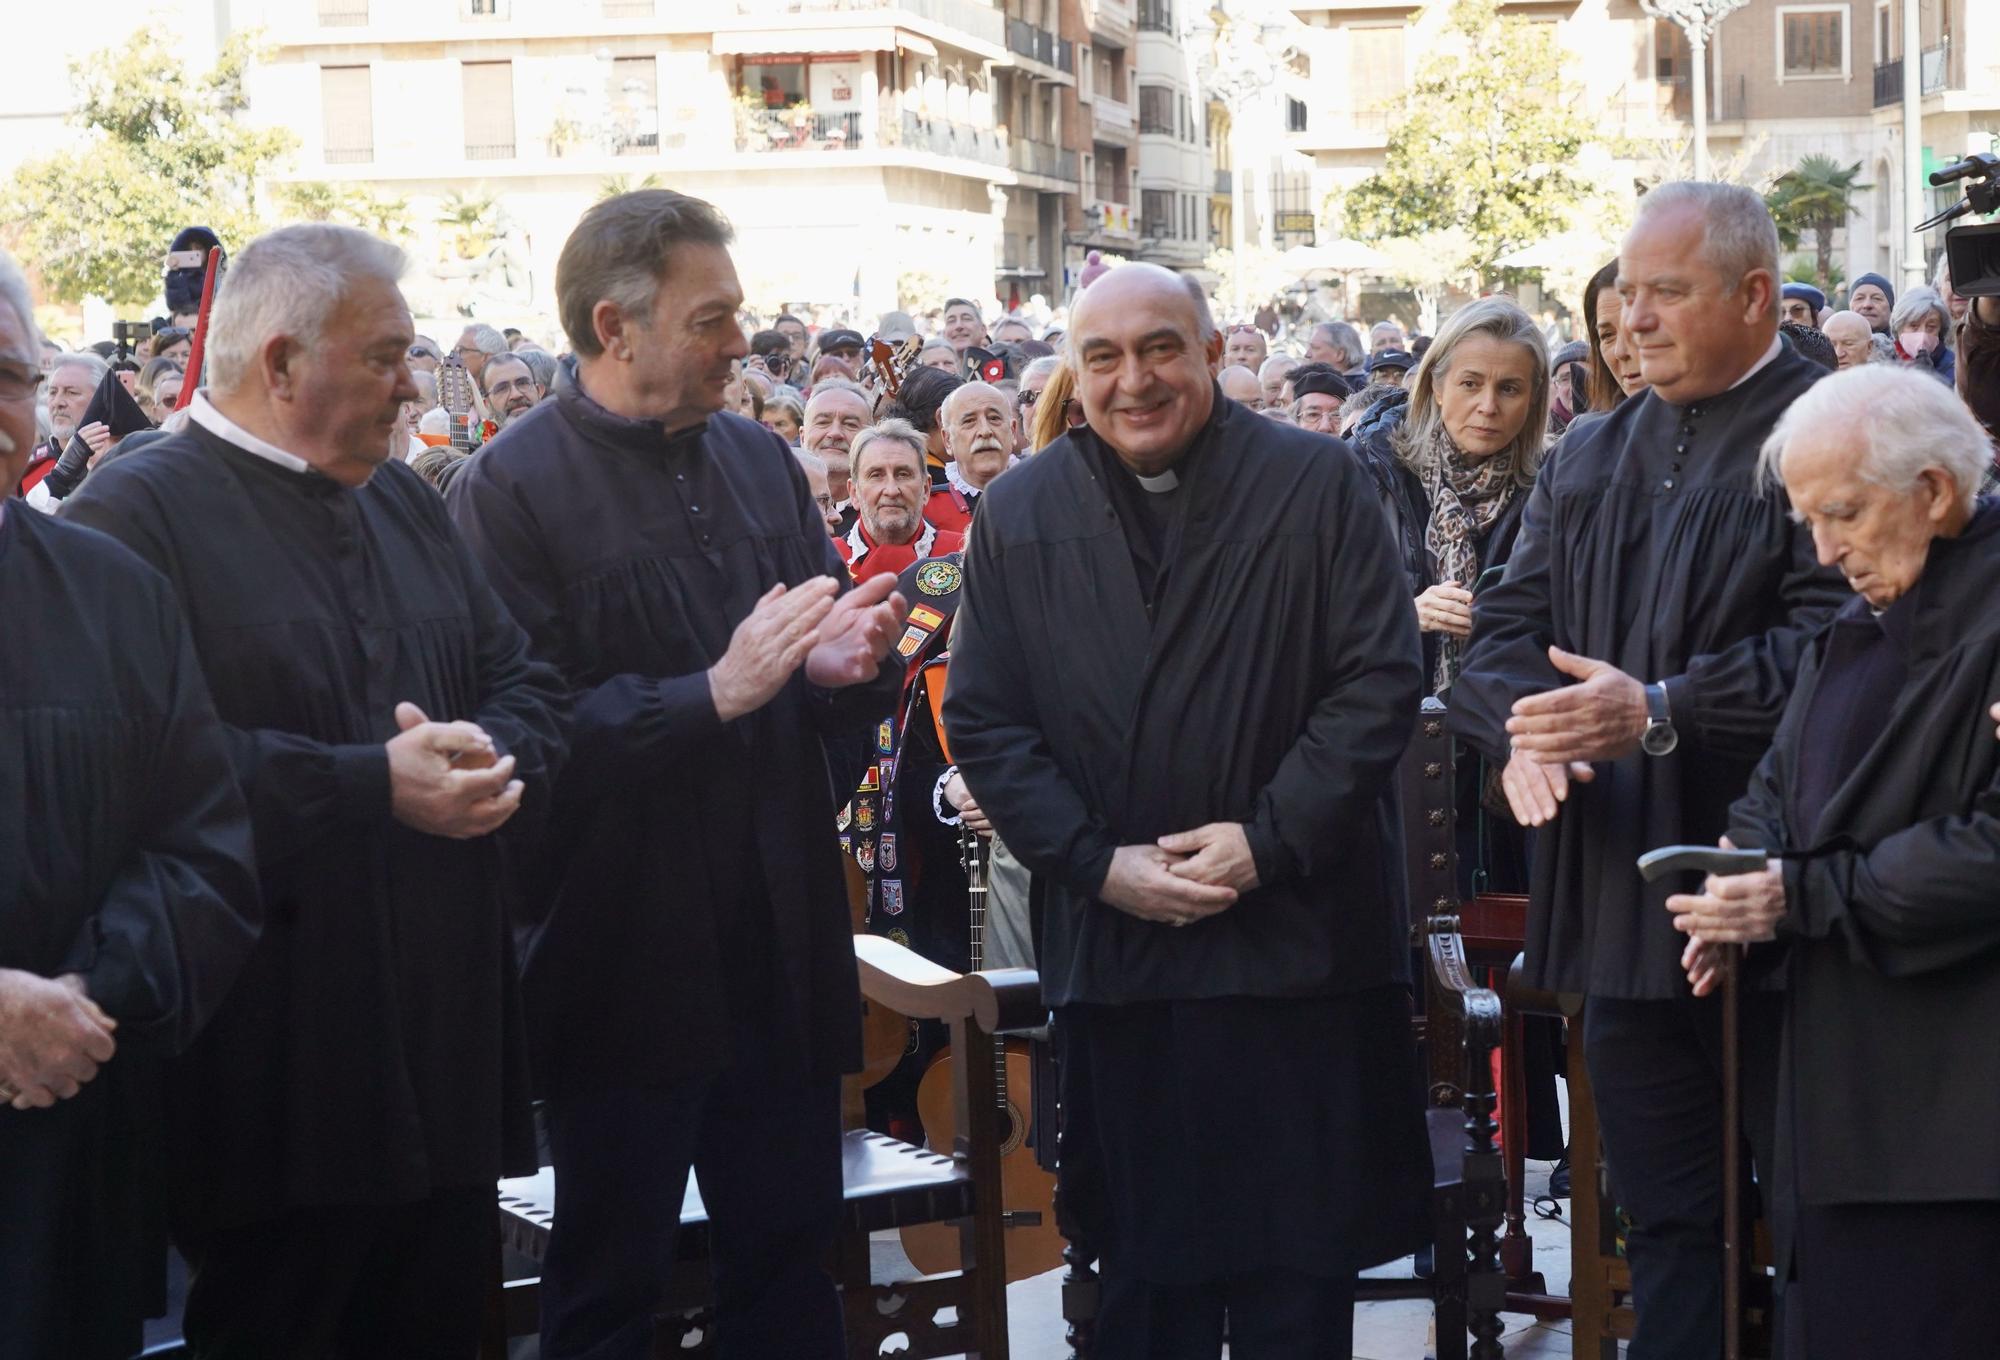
[899,828,1066,1283]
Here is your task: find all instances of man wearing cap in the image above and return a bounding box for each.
[1364,349,1415,390]
[1849,272,1895,334]
[878,311,919,345]
[1289,364,1351,435]
[1781,282,1826,327]
[816,328,867,373]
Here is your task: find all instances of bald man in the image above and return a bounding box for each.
[926,381,1016,534]
[1217,364,1265,412]
[944,263,1428,1358]
[1823,310,1874,370]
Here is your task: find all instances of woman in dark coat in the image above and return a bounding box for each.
[1665,366,2000,1360]
[1353,296,1561,1154]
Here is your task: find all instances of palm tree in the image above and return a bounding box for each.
[1765,155,1869,291]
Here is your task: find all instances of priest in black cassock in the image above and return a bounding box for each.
[1662,365,2000,1360]
[447,190,908,1360]
[1449,182,1849,1357]
[0,250,260,1360]
[61,224,571,1358]
[944,262,1430,1357]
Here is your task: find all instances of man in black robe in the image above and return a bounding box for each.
[944,262,1430,1357]
[62,223,571,1358]
[0,249,260,1360]
[1665,365,2000,1359]
[447,190,907,1360]
[1449,182,1849,1356]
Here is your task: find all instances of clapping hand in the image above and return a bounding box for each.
[0,971,117,1110]
[804,573,907,689]
[1505,646,1648,764]
[386,702,523,839]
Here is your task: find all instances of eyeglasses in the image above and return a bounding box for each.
[0,361,39,403]
[454,345,484,358]
[487,376,538,398]
[1017,389,1041,409]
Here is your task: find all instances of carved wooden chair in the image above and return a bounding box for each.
[484,934,1042,1359]
[1057,698,1511,1360]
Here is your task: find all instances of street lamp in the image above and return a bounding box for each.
[1184,1,1297,318]
[1639,0,1749,181]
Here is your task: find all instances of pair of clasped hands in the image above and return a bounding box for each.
[0,697,532,1113]
[1500,642,1794,998]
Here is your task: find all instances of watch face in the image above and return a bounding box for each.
[1642,722,1679,757]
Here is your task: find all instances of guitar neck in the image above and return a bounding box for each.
[963,828,1004,1110]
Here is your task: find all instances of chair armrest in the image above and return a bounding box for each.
[852,934,1043,1033]
[1426,914,1504,1060]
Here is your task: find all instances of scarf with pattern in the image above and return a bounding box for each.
[1417,422,1518,693]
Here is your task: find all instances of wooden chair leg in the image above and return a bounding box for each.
[1500,999,1536,1283]
[1564,1007,1620,1360]
[1060,1234,1099,1359]
[1434,1193,1470,1360]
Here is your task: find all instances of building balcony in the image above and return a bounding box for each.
[1137,0,1172,32]
[1006,18,1073,80]
[1082,0,1136,44]
[1083,200,1137,238]
[733,0,1005,49]
[738,108,866,151]
[465,140,517,159]
[1213,167,1232,194]
[1873,42,1954,108]
[1093,95,1134,136]
[1009,138,1079,182]
[889,109,1009,166]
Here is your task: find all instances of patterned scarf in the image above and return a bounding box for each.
[1417,421,1518,693]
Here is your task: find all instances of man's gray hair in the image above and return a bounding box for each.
[50,350,110,389]
[792,447,828,477]
[1758,363,1991,511]
[1314,321,1365,369]
[556,189,734,359]
[850,417,927,475]
[1259,354,1297,381]
[516,347,557,392]
[1631,180,1779,293]
[463,323,508,357]
[1370,321,1405,343]
[1020,354,1062,386]
[0,248,39,346]
[1889,285,1952,339]
[805,381,871,419]
[205,224,408,392]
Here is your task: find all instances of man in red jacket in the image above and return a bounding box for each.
[924,381,1017,534]
[836,418,963,582]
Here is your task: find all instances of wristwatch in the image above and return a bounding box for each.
[1641,681,1678,756]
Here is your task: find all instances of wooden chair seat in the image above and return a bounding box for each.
[496,1128,973,1264]
[485,934,1041,1358]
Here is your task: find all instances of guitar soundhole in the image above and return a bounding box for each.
[1001,1099,1029,1159]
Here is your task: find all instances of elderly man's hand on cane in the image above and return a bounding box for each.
[1664,836,1787,996]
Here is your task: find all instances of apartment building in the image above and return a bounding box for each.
[1287,0,1998,285]
[238,0,1084,325]
[1134,0,1213,271]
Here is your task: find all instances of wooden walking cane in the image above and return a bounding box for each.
[1638,845,1768,1360]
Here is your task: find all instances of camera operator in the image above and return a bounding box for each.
[1958,291,1999,437]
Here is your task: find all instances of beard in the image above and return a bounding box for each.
[863,501,919,545]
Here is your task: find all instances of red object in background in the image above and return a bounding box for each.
[174,248,223,412]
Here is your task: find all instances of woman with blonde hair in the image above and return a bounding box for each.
[1027,359,1084,451]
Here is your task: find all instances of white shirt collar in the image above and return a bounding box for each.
[188,392,312,474]
[943,455,1018,499]
[1724,335,1785,394]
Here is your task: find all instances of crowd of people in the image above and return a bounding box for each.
[5,176,2000,1360]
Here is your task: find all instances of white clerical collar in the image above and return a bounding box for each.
[943,455,1017,499]
[1723,335,1785,394]
[188,392,312,474]
[1135,469,1180,493]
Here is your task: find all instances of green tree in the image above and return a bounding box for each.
[1341,0,1599,284]
[436,188,502,260]
[276,181,412,241]
[3,32,294,306]
[597,173,664,201]
[1764,155,1868,292]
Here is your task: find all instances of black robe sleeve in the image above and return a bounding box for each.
[62,476,394,869]
[1244,457,1423,887]
[448,451,724,790]
[947,512,1123,900]
[61,604,261,1048]
[1661,528,1851,761]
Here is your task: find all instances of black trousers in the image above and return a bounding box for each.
[1582,993,1781,1360]
[538,1051,846,1360]
[1782,1200,2000,1360]
[1096,1270,1358,1360]
[176,1186,491,1360]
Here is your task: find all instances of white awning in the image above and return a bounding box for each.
[713,27,936,57]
